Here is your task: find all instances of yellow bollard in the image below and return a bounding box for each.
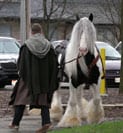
[100,48,106,95]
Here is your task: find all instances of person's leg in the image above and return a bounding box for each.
[41,105,51,126]
[10,105,25,127]
[35,105,51,133]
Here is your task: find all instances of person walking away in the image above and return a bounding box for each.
[9,23,59,133]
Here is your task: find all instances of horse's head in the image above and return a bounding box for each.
[70,14,96,57]
[79,16,96,56]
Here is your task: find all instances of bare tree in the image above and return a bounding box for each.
[98,0,121,44]
[38,0,67,40]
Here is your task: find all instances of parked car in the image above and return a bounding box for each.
[96,41,121,88]
[52,40,121,88]
[0,37,20,88]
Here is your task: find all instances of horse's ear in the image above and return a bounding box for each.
[76,14,80,21]
[89,13,93,22]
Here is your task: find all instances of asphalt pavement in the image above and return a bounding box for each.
[1,85,122,133]
[0,115,43,133]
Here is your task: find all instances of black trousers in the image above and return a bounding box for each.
[12,105,51,126]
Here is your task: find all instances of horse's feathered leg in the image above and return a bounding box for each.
[86,83,105,124]
[50,89,64,122]
[76,85,89,121]
[57,81,81,127]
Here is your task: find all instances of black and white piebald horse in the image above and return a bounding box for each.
[50,14,105,127]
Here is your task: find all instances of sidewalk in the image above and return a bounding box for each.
[0,115,43,133]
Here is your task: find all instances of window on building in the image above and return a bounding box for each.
[0,24,11,37]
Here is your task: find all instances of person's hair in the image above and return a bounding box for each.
[31,23,42,34]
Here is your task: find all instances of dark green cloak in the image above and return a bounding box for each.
[18,45,59,102]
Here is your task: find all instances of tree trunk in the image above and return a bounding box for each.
[119,0,123,93]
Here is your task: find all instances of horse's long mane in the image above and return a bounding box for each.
[65,17,97,77]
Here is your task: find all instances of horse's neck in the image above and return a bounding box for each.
[66,44,78,61]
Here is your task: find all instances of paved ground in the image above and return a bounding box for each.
[0,115,42,133]
[1,85,123,132]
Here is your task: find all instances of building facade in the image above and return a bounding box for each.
[0,0,121,46]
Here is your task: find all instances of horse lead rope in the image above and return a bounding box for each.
[64,55,82,65]
[89,55,99,70]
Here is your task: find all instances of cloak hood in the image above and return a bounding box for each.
[25,33,51,58]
